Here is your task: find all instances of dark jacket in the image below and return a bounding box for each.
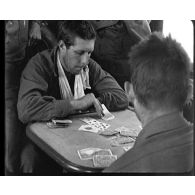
[103,112,193,173]
[5,20,30,173]
[17,47,128,124]
[90,20,151,88]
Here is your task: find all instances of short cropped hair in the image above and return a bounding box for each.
[129,32,190,110]
[57,20,96,48]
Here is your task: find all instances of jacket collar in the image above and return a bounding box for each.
[138,111,191,140]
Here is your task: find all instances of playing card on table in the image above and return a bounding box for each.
[110,136,135,147]
[78,148,113,160]
[99,129,119,136]
[115,126,138,138]
[123,142,135,151]
[93,155,117,167]
[80,117,110,131]
[78,125,99,133]
[77,148,101,160]
[93,149,113,156]
[120,130,137,138]
[101,104,115,121]
[81,117,97,124]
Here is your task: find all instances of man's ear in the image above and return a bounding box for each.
[124,81,135,103]
[58,40,66,51]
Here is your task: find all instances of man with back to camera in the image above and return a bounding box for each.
[17,21,128,174]
[104,33,193,173]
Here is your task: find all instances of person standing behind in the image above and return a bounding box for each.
[104,33,193,173]
[90,20,151,88]
[5,20,42,175]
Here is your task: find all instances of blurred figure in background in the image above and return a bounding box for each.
[5,20,42,175]
[90,20,151,88]
[5,20,56,175]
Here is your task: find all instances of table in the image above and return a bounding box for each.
[26,109,142,173]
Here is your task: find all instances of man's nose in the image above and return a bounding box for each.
[81,53,89,66]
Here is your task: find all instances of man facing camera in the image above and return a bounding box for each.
[104,33,193,174]
[17,21,128,123]
[17,21,128,174]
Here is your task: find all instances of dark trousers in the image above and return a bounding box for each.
[5,86,26,174]
[20,142,63,175]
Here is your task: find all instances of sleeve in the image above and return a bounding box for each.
[17,54,72,124]
[123,20,151,41]
[88,58,129,111]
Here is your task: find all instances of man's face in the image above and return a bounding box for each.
[59,37,95,74]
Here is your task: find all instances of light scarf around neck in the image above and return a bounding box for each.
[57,51,91,100]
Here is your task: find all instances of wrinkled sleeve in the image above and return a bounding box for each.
[17,54,71,124]
[89,58,128,111]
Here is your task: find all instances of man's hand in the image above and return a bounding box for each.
[70,93,104,117]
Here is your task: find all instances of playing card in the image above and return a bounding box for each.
[101,104,115,121]
[78,125,100,133]
[115,126,138,137]
[93,149,113,156]
[99,129,119,136]
[77,148,101,160]
[77,148,113,160]
[115,126,131,132]
[108,135,119,140]
[120,130,138,138]
[110,136,135,147]
[93,155,117,167]
[80,117,110,131]
[123,142,135,151]
[81,117,97,124]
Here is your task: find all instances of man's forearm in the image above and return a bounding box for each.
[18,97,73,123]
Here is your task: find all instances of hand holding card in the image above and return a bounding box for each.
[101,104,115,121]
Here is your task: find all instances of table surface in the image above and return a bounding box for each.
[26,109,142,173]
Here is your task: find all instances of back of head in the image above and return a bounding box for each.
[57,20,96,48]
[129,32,190,111]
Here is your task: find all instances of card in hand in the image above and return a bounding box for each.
[77,148,101,160]
[93,155,117,167]
[101,104,115,121]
